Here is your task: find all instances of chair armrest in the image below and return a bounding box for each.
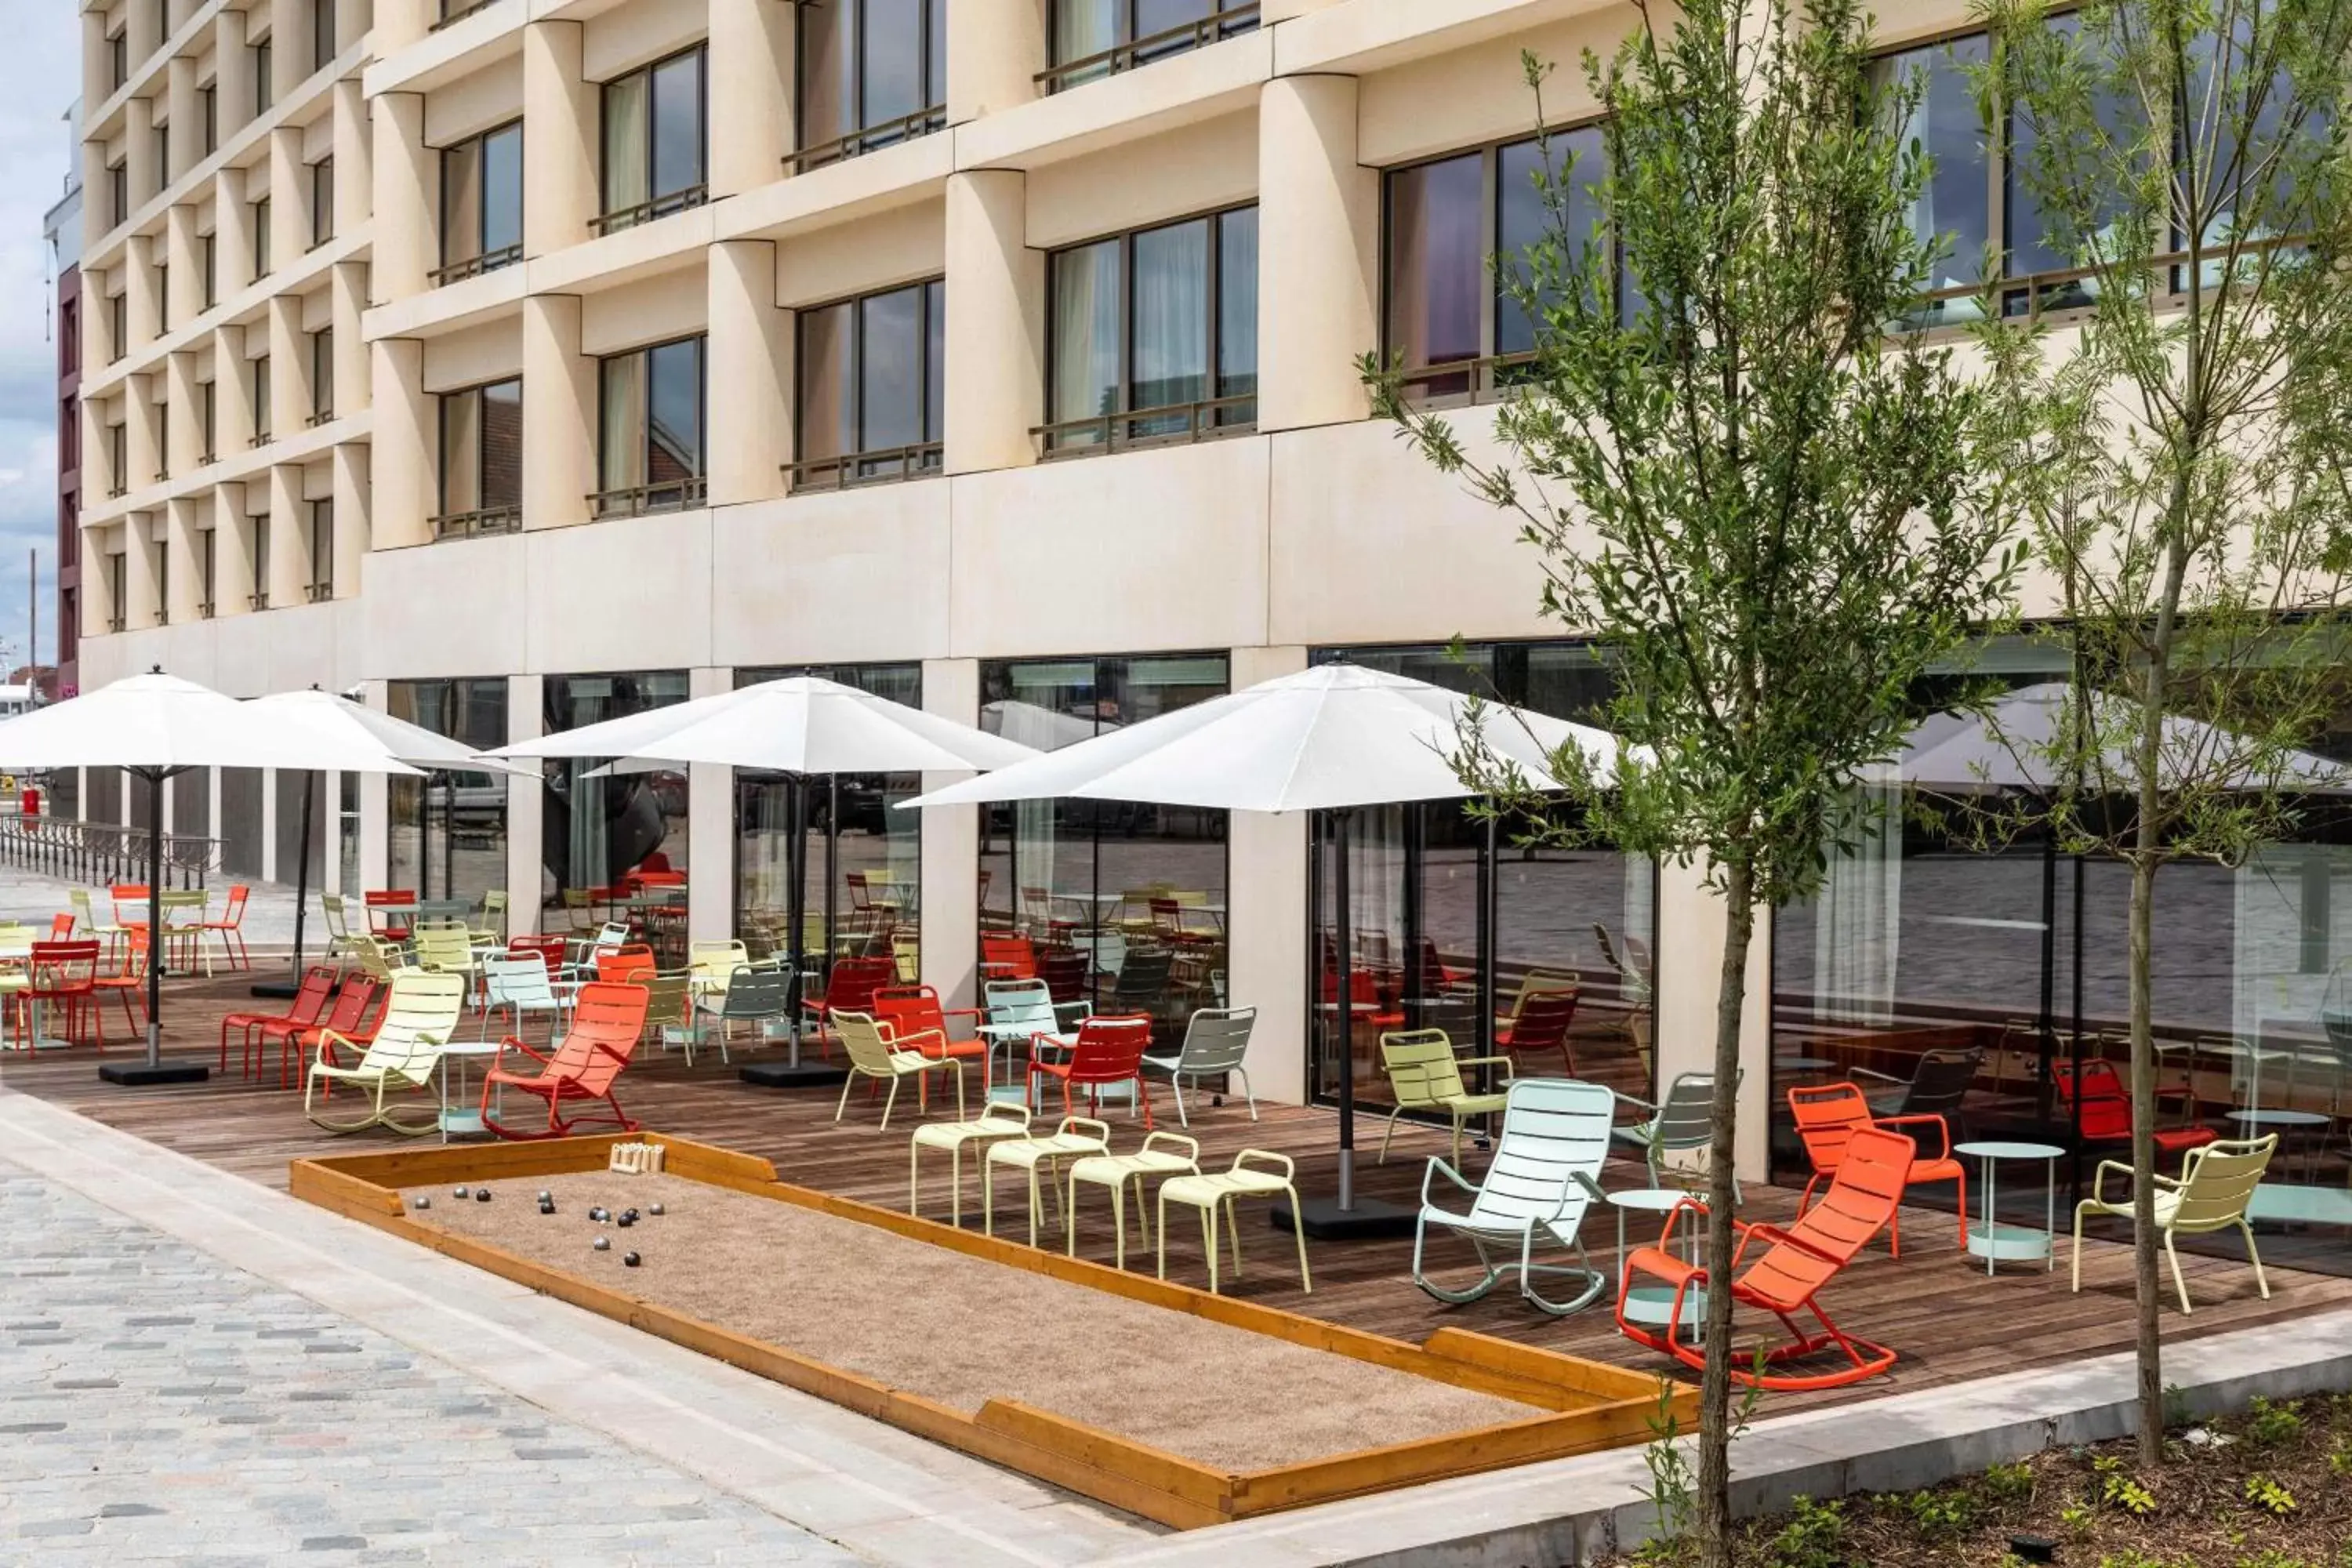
[314,1027,355,1069]
[2088,1157,2136,1206]
[1875,1111,1953,1160]
[1421,1156,1479,1206]
[494,1033,551,1070]
[1849,1065,1904,1085]
[1614,1091,1659,1115]
[1571,1171,1610,1206]
[1457,1055,1515,1077]
[1233,1149,1294,1181]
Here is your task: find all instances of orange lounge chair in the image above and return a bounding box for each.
[1616,1126,1914,1392]
[1029,1014,1156,1128]
[1788,1080,1965,1256]
[480,981,649,1140]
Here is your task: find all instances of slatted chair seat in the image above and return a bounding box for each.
[1142,1006,1259,1126]
[303,970,468,1136]
[1613,1070,1739,1200]
[1377,1028,1510,1167]
[1617,1126,1913,1392]
[1789,1080,1966,1256]
[1412,1079,1614,1316]
[480,982,651,1140]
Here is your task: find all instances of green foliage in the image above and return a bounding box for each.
[1981,1459,2036,1503]
[2243,1472,2298,1517]
[2058,1499,2098,1534]
[1888,1485,1978,1540]
[2244,1396,2305,1448]
[2233,1552,2321,1568]
[1758,1495,1844,1568]
[2327,1436,2352,1478]
[2093,1453,2158,1516]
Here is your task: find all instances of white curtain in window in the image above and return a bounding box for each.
[1056,0,1116,81]
[1812,770,1902,1025]
[603,73,649,215]
[1130,220,1207,419]
[1051,241,1120,435]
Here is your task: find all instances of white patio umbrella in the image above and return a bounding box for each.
[907,662,1635,1235]
[494,675,1038,1087]
[0,670,426,1083]
[1902,681,2351,793]
[244,688,532,996]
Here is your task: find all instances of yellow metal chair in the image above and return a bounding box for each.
[303,970,468,1135]
[832,1010,964,1131]
[2071,1134,2278,1314]
[1376,1028,1512,1166]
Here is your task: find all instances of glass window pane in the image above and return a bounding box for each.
[1134,0,1214,63]
[924,279,946,443]
[651,52,705,198]
[601,352,646,490]
[480,379,521,509]
[543,671,691,935]
[1385,153,1483,391]
[1216,207,1258,416]
[443,137,482,265]
[927,0,946,110]
[648,338,702,481]
[858,285,923,456]
[797,302,854,462]
[1875,36,1990,327]
[1496,130,1589,355]
[1129,219,1208,426]
[800,0,854,151]
[1050,240,1122,441]
[2007,15,2140,311]
[441,387,481,514]
[482,124,523,256]
[1054,0,1116,84]
[862,0,924,132]
[604,71,649,215]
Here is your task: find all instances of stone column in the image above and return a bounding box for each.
[1258,74,1378,432]
[332,81,369,238]
[943,171,1042,477]
[521,22,597,256]
[269,126,307,267]
[164,349,202,477]
[213,9,253,143]
[212,168,252,299]
[371,93,432,302]
[370,338,433,549]
[1225,644,1309,1103]
[165,495,207,624]
[919,659,982,1007]
[165,205,201,329]
[267,295,303,443]
[506,674,546,934]
[166,56,200,183]
[1652,859,1777,1181]
[125,95,157,215]
[266,463,307,608]
[125,512,163,629]
[213,481,257,616]
[686,666,733,944]
[82,9,111,117]
[707,0,793,196]
[212,325,255,454]
[270,0,313,100]
[330,442,368,598]
[521,294,597,530]
[330,260,368,415]
[948,0,1045,124]
[373,0,432,56]
[126,372,163,488]
[705,241,789,506]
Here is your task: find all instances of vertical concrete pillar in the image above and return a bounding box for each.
[213,481,257,615]
[707,0,793,196]
[125,233,160,347]
[330,260,368,414]
[705,241,789,506]
[164,350,202,477]
[1653,859,1777,1181]
[371,93,432,302]
[126,95,157,210]
[125,513,163,629]
[271,0,313,100]
[943,171,1042,476]
[165,496,206,625]
[127,372,162,488]
[949,0,1045,124]
[266,462,307,608]
[920,659,982,1008]
[358,681,389,896]
[213,325,255,455]
[83,141,114,252]
[214,9,254,143]
[332,81,370,238]
[506,673,546,933]
[82,9,111,117]
[165,205,201,329]
[522,22,597,256]
[212,168,252,300]
[166,56,200,183]
[269,126,306,266]
[373,0,432,56]
[521,294,596,530]
[330,442,368,597]
[1258,74,1378,432]
[370,338,432,548]
[687,666,733,944]
[1226,644,1310,1103]
[267,296,303,443]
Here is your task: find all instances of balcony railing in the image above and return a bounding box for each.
[1032,395,1256,460]
[786,107,947,175]
[197,450,217,466]
[307,582,334,604]
[430,505,523,541]
[589,474,707,519]
[1036,2,1259,93]
[786,443,944,493]
[430,245,523,286]
[107,484,128,499]
[307,408,334,427]
[432,0,506,30]
[249,590,270,611]
[105,615,126,633]
[589,185,709,237]
[1393,351,1540,407]
[198,600,215,620]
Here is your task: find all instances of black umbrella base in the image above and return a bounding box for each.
[1270,1194,1417,1240]
[248,980,303,1000]
[739,1062,850,1090]
[98,1062,211,1086]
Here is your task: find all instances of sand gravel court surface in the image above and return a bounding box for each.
[405,1171,1545,1474]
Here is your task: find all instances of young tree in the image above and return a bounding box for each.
[1366,1,2019,1560]
[1973,0,2352,1470]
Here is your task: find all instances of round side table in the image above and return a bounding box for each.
[1610,1188,1707,1333]
[1953,1140,2064,1276]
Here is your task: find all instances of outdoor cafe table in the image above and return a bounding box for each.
[1954,1140,2065,1276]
[1613,1188,1708,1334]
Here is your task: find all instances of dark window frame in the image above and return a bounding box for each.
[789,277,946,492]
[789,0,948,174]
[433,376,524,539]
[307,498,334,601]
[309,155,335,249]
[434,118,524,283]
[593,334,708,518]
[1040,0,1261,94]
[593,44,710,234]
[308,328,334,424]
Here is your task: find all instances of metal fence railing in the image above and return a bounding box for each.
[0,811,218,891]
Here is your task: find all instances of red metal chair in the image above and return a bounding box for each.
[45,913,74,942]
[1788,1081,1965,1257]
[220,965,335,1075]
[2053,1058,2218,1157]
[481,981,649,1140]
[203,884,253,971]
[21,940,100,1050]
[275,974,386,1088]
[1617,1126,1914,1392]
[88,930,149,1047]
[1495,988,1580,1075]
[801,955,898,1056]
[873,984,990,1095]
[1036,946,1091,1011]
[981,933,1036,981]
[506,933,568,977]
[593,944,658,985]
[1029,1014,1156,1127]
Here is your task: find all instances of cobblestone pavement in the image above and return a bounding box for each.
[0,1164,863,1566]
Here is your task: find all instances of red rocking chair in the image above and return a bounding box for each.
[481,981,650,1140]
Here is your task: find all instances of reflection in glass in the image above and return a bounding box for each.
[1216,207,1258,419]
[388,678,509,903]
[797,0,945,163]
[542,671,691,947]
[598,338,705,506]
[2005,15,2140,314]
[1051,240,1123,441]
[602,48,705,227]
[1874,34,1990,327]
[1047,210,1257,448]
[648,338,702,485]
[1385,153,1483,394]
[793,281,946,484]
[1128,219,1208,435]
[438,377,521,524]
[1496,130,1586,354]
[441,122,522,276]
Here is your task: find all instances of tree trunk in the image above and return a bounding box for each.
[2127,848,2164,1467]
[1697,855,1755,1568]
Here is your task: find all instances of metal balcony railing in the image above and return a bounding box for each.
[786,443,943,492]
[786,107,947,175]
[590,185,708,237]
[430,245,523,286]
[588,474,706,519]
[1036,3,1259,93]
[430,505,523,541]
[1031,395,1256,460]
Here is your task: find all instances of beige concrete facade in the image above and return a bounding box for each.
[72,0,2002,1165]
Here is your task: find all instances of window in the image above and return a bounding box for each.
[107,292,127,364]
[436,0,502,26]
[201,233,216,307]
[199,379,216,462]
[154,263,168,334]
[60,296,78,371]
[154,122,170,192]
[198,528,216,618]
[595,336,705,516]
[434,377,523,537]
[253,38,273,114]
[155,535,169,625]
[388,679,510,901]
[107,423,127,497]
[1043,206,1256,454]
[313,0,336,69]
[310,157,334,248]
[108,162,128,228]
[252,353,272,443]
[437,121,523,282]
[1043,0,1258,93]
[200,84,217,156]
[308,328,334,423]
[793,279,945,489]
[249,514,270,608]
[794,0,946,172]
[109,30,128,92]
[1863,35,1995,328]
[308,500,333,601]
[252,197,272,278]
[597,47,706,234]
[155,399,169,481]
[540,672,691,926]
[1383,127,1611,401]
[60,398,77,470]
[107,554,126,633]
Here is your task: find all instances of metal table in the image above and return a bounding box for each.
[1954,1140,2064,1275]
[1611,1187,1707,1332]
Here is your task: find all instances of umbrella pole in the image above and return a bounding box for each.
[2036,824,2054,1124]
[737,771,848,1091]
[146,770,165,1069]
[825,775,839,987]
[1336,808,1355,1210]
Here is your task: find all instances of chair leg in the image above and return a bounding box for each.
[1156,1191,1171,1281]
[834,1071,857,1123]
[879,1076,902,1131]
[2165,1229,2192,1315]
[1379,1107,1403,1165]
[1200,1203,1218,1294]
[2070,1203,2089,1294]
[2239,1218,2270,1301]
[1169,1074,1189,1128]
[1236,1068,1258,1122]
[1285,1187,1312,1292]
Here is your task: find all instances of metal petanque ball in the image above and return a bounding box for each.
[535,1189,551,1203]
[622,1252,641,1268]
[453,1185,469,1199]
[474,1188,492,1203]
[622,1208,639,1222]
[538,1200,555,1216]
[412,1196,430,1210]
[592,1236,611,1252]
[616,1214,634,1228]
[589,1206,609,1222]
[648,1203,664,1217]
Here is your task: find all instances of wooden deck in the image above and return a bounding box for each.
[8,966,2349,1420]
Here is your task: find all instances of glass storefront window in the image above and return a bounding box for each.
[1872,34,1990,328]
[387,678,509,903]
[978,655,1231,1040]
[733,664,924,971]
[541,671,690,946]
[1305,643,1657,1125]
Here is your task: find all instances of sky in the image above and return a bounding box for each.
[0,5,83,677]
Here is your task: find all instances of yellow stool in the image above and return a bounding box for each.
[909,1102,1033,1227]
[1065,1131,1199,1270]
[1157,1149,1311,1295]
[983,1116,1110,1246]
